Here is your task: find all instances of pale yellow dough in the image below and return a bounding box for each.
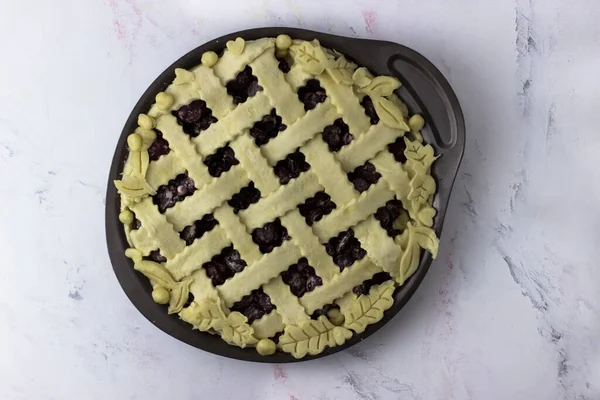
[114,36,440,358]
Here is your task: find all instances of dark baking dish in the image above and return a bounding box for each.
[105,27,465,363]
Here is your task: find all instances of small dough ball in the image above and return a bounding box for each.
[138,113,155,130]
[327,308,344,326]
[275,34,292,50]
[152,287,170,304]
[256,338,277,356]
[408,114,425,132]
[127,133,143,151]
[275,48,288,59]
[125,248,142,263]
[119,209,134,225]
[201,51,219,68]
[155,92,174,110]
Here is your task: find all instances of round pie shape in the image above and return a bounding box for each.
[113,34,443,359]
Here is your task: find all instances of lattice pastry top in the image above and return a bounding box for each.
[115,35,440,358]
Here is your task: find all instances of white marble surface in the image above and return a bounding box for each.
[1,0,599,399]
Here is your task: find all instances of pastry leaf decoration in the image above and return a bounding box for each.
[411,224,439,258]
[134,260,193,314]
[408,174,436,205]
[404,139,437,171]
[352,67,372,88]
[290,41,328,75]
[168,278,193,314]
[397,223,439,284]
[398,233,421,285]
[360,76,401,98]
[114,175,156,199]
[278,316,353,358]
[180,299,226,331]
[179,298,258,347]
[417,206,436,227]
[325,56,357,85]
[220,312,259,347]
[372,97,410,131]
[343,281,395,334]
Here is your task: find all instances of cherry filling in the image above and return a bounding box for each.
[173,100,217,138]
[281,258,323,297]
[298,79,327,111]
[325,229,367,271]
[251,219,290,254]
[226,66,262,104]
[230,288,276,323]
[273,151,310,184]
[347,162,381,193]
[152,173,196,213]
[203,246,247,286]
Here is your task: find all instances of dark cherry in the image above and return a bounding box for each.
[387,136,408,163]
[297,79,327,111]
[311,304,336,319]
[347,162,381,193]
[281,258,323,298]
[226,66,262,105]
[230,288,276,323]
[353,272,392,296]
[271,331,284,344]
[325,229,367,271]
[179,214,218,246]
[374,199,405,237]
[147,130,170,161]
[298,191,336,225]
[252,219,290,254]
[152,173,196,213]
[249,109,287,146]
[202,246,247,286]
[277,57,291,73]
[228,182,261,213]
[321,119,354,152]
[183,292,195,308]
[204,145,239,177]
[133,219,142,230]
[147,249,167,263]
[361,96,380,125]
[273,151,310,184]
[173,100,217,138]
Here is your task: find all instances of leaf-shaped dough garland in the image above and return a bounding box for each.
[397,223,439,285]
[325,56,357,85]
[360,76,401,97]
[417,206,436,227]
[372,96,410,131]
[179,298,258,347]
[342,280,395,334]
[408,173,436,205]
[352,67,372,88]
[114,175,155,198]
[404,138,437,172]
[220,312,258,347]
[289,41,329,75]
[278,316,352,359]
[134,260,192,314]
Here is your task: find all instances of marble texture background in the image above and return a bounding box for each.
[1,0,599,399]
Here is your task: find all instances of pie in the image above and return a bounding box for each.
[114,34,440,358]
